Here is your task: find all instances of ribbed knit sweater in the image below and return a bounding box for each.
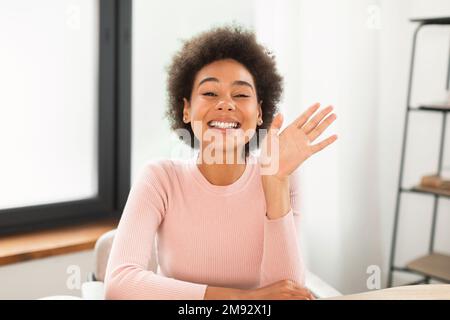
[104,154,305,299]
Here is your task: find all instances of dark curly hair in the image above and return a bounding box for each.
[165,24,283,155]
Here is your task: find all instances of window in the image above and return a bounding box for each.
[0,0,131,235]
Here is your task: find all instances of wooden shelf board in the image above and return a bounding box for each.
[407,253,450,282]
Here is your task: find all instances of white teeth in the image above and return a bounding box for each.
[209,121,239,129]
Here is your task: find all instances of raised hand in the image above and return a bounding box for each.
[260,103,337,179]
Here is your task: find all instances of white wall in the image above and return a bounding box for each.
[256,0,383,294]
[0,250,94,299]
[298,0,383,295]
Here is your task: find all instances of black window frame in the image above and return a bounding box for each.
[0,0,132,236]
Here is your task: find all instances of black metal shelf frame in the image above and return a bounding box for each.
[387,17,450,287]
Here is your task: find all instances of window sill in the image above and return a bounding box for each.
[0,218,119,266]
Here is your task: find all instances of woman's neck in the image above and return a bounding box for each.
[196,148,247,186]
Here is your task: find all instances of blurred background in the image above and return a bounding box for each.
[0,0,449,299]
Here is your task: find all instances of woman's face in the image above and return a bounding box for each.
[183,58,262,160]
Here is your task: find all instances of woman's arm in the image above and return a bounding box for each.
[104,162,207,300]
[259,172,305,287]
[261,175,290,220]
[258,103,337,288]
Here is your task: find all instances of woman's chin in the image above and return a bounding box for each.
[199,144,246,164]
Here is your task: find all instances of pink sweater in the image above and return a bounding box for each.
[104,154,305,300]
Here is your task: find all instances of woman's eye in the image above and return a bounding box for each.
[235,94,250,98]
[202,92,217,97]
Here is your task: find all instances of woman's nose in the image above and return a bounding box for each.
[215,100,236,111]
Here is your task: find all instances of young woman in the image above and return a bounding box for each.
[104,25,337,300]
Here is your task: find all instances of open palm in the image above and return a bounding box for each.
[260,103,337,178]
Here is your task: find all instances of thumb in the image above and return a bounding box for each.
[269,113,283,134]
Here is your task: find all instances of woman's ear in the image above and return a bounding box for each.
[183,98,190,123]
[257,101,263,122]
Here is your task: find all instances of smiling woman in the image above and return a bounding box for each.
[166,25,283,158]
[104,25,337,300]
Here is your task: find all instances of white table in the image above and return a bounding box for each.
[326,284,450,300]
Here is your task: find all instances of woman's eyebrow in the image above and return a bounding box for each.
[232,80,254,91]
[197,77,219,88]
[197,77,254,91]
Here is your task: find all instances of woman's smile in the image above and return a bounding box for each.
[207,120,241,130]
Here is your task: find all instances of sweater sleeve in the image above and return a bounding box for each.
[104,162,208,300]
[259,168,306,288]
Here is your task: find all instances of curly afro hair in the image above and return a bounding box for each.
[165,24,283,155]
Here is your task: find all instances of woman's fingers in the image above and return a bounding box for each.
[307,113,337,142]
[286,295,311,300]
[293,286,315,299]
[310,135,338,154]
[286,283,315,300]
[288,291,315,300]
[301,105,334,134]
[293,103,321,128]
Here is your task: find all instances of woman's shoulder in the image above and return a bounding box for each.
[139,157,184,177]
[129,159,186,201]
[137,157,193,184]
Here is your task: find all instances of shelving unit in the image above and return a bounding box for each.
[387,17,450,287]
